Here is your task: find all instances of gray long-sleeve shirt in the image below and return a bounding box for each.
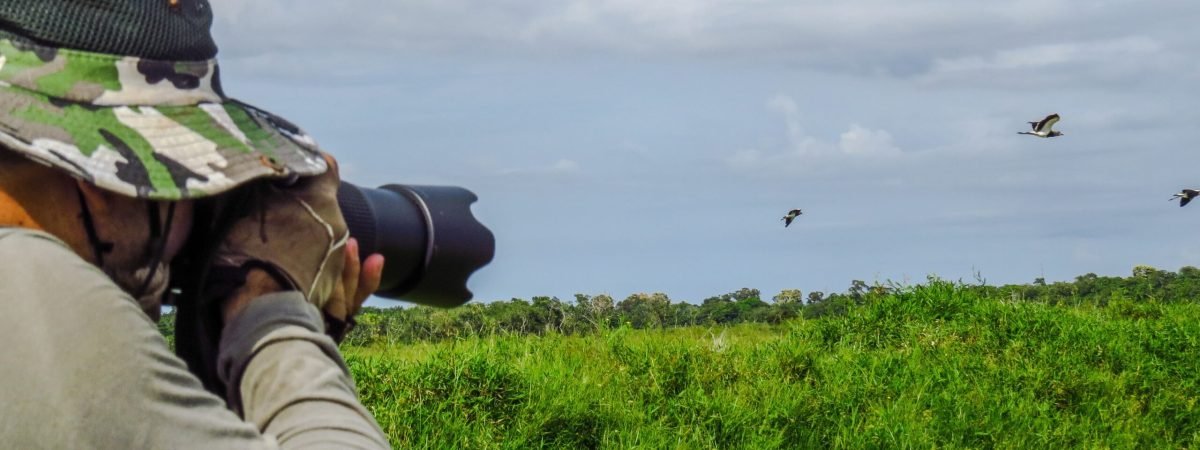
[0,227,390,449]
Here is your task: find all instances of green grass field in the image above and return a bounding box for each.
[345,281,1200,448]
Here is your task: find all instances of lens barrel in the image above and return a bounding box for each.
[336,182,494,307]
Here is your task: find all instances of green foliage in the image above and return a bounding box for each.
[772,289,803,304]
[147,266,1200,446]
[344,278,1200,448]
[155,266,1200,347]
[158,309,175,350]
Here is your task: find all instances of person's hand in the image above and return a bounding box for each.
[324,237,385,341]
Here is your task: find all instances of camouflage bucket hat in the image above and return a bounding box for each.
[0,0,326,200]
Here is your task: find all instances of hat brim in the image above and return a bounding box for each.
[0,84,326,200]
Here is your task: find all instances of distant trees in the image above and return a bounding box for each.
[773,289,803,304]
[983,265,1200,306]
[617,293,671,328]
[154,265,1200,347]
[574,294,615,331]
[848,280,869,301]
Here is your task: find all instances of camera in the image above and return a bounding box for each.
[336,182,495,307]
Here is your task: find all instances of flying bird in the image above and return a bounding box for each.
[1018,113,1063,138]
[1171,189,1200,207]
[781,209,803,227]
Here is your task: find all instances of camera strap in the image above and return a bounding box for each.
[134,201,175,299]
[75,186,113,267]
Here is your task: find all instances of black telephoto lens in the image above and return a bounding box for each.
[336,182,494,307]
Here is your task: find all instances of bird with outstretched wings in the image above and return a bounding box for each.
[1018,113,1063,138]
[781,209,803,227]
[1171,189,1199,207]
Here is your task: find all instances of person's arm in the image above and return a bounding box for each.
[219,270,388,448]
[0,229,388,449]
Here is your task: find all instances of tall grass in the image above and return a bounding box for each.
[346,280,1200,448]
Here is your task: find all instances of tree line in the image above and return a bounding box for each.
[156,265,1200,346]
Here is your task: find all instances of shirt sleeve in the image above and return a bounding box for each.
[0,229,389,449]
[219,293,390,449]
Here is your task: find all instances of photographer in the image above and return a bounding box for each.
[0,1,390,447]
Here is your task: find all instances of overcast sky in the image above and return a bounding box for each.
[209,0,1200,306]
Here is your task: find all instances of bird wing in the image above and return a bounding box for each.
[1183,197,1193,207]
[1036,114,1060,132]
[784,217,794,227]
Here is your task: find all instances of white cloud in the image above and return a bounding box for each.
[726,94,902,173]
[209,0,1197,80]
[838,125,899,156]
[934,37,1162,72]
[918,36,1188,87]
[767,95,822,156]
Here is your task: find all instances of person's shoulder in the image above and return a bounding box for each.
[0,227,89,269]
[0,226,119,298]
[0,226,71,250]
